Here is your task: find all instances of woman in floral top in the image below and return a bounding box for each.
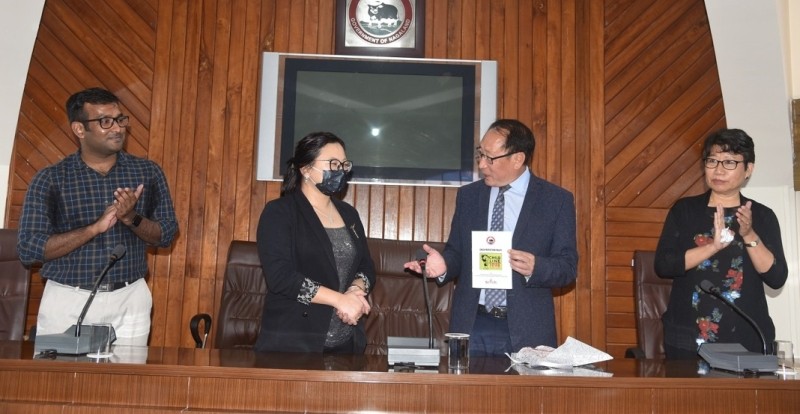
[654,128,787,359]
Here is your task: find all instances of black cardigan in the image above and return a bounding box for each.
[654,190,788,354]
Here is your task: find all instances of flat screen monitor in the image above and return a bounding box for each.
[257,52,497,186]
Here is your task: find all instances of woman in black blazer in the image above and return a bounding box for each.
[254,132,376,353]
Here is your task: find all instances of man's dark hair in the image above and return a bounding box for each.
[65,88,120,123]
[488,119,535,165]
[702,128,756,165]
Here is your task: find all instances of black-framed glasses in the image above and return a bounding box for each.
[317,158,353,172]
[81,115,130,129]
[704,158,744,170]
[475,148,514,165]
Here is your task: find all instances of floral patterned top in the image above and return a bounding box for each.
[654,191,787,356]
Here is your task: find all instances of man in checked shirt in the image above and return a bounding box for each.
[17,87,178,347]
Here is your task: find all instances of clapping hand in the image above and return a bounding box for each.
[712,204,733,250]
[736,201,754,238]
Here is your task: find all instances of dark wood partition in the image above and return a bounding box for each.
[2,343,799,413]
[7,0,723,357]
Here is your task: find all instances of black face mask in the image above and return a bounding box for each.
[312,168,349,196]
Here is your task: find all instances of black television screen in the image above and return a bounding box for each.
[257,53,497,186]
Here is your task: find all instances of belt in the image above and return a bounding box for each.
[478,304,508,319]
[75,281,133,292]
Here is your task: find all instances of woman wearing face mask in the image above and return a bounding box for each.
[254,132,376,353]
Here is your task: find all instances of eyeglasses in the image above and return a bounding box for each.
[81,115,130,129]
[704,158,744,170]
[475,149,514,165]
[317,159,353,172]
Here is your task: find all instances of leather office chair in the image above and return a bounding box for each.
[0,228,31,341]
[363,239,449,356]
[191,240,265,349]
[626,250,672,359]
[190,238,453,352]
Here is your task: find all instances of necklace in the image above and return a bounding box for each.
[312,202,334,225]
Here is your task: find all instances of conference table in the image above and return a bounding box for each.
[0,340,797,413]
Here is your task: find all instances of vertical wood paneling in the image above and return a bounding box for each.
[580,0,607,346]
[150,0,187,348]
[9,0,722,356]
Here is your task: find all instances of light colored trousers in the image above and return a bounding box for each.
[37,278,152,346]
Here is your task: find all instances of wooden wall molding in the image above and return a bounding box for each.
[793,99,800,189]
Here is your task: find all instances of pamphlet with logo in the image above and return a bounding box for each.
[471,231,513,289]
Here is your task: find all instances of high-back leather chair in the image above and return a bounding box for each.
[191,238,452,354]
[626,250,672,359]
[209,240,265,349]
[363,239,448,355]
[0,228,30,341]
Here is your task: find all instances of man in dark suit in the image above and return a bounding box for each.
[405,119,578,356]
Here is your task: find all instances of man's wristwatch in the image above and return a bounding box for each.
[744,238,759,248]
[130,214,143,228]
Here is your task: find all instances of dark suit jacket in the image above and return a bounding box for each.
[254,190,375,353]
[441,173,578,349]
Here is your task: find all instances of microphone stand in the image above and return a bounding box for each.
[74,254,122,338]
[35,244,126,355]
[417,252,435,349]
[385,250,441,367]
[697,280,777,373]
[701,280,768,355]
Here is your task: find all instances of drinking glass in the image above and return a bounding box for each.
[446,333,470,373]
[774,340,795,375]
[87,323,114,359]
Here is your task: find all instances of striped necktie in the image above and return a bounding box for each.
[484,185,510,310]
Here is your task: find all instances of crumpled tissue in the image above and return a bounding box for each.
[508,336,614,376]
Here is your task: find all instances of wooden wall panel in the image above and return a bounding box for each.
[603,0,724,357]
[9,0,721,357]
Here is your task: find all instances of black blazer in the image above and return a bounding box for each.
[253,190,375,353]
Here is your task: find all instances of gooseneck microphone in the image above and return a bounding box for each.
[699,279,768,355]
[75,244,127,337]
[416,249,435,349]
[385,249,440,367]
[35,244,127,354]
